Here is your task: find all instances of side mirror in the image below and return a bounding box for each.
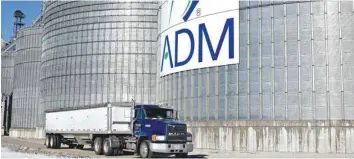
[173,110,179,120]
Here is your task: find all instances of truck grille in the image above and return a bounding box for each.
[167,125,187,142]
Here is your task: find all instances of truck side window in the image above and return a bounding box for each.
[136,109,143,120]
[166,111,173,119]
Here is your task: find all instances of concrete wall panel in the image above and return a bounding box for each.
[186,120,354,153]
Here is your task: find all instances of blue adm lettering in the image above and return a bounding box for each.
[161,17,235,72]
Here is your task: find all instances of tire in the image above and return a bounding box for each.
[94,137,103,155]
[45,135,51,148]
[139,140,153,158]
[103,138,113,156]
[175,153,188,158]
[49,135,56,148]
[55,135,61,149]
[53,135,58,149]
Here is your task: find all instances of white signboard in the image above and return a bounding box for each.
[159,0,240,77]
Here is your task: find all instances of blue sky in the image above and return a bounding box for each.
[1,1,42,42]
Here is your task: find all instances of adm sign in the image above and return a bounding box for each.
[159,0,239,76]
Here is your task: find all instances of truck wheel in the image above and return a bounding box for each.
[49,135,57,148]
[94,137,103,155]
[103,138,113,156]
[139,140,153,158]
[175,153,188,158]
[55,135,61,149]
[45,135,51,148]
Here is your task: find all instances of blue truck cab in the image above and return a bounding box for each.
[132,104,193,158]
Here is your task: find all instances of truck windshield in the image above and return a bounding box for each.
[145,108,173,119]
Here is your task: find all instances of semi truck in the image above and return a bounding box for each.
[43,101,193,158]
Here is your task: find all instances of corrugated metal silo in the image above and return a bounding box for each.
[40,1,159,126]
[157,0,354,121]
[1,51,15,96]
[12,26,42,129]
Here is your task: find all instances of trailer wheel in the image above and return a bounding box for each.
[45,135,51,148]
[55,135,61,149]
[139,140,153,158]
[49,135,57,148]
[94,137,103,155]
[103,138,113,156]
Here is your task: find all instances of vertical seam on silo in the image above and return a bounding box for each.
[94,21,98,104]
[176,73,178,118]
[108,22,111,103]
[284,1,288,120]
[339,0,344,120]
[237,61,239,119]
[225,66,229,120]
[88,25,92,105]
[121,10,125,102]
[297,2,302,120]
[195,70,198,120]
[137,11,140,103]
[325,0,330,120]
[198,69,201,120]
[259,0,263,120]
[162,74,165,105]
[195,68,201,120]
[216,67,219,120]
[247,0,251,120]
[187,73,189,119]
[128,4,132,103]
[114,25,118,104]
[168,74,170,107]
[191,71,194,120]
[311,1,316,120]
[181,72,183,120]
[185,72,188,120]
[207,68,209,120]
[83,21,87,105]
[186,74,188,118]
[177,73,179,119]
[182,72,184,120]
[271,1,275,120]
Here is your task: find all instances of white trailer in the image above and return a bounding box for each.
[45,102,133,149]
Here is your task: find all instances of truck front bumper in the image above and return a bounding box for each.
[149,142,193,154]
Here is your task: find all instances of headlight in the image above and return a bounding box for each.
[152,135,166,141]
[187,132,192,142]
[187,136,192,142]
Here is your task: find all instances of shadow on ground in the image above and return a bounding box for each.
[139,154,209,158]
[56,145,208,158]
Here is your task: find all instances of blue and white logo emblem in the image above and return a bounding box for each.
[160,0,240,76]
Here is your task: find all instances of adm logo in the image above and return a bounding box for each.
[161,0,237,76]
[168,0,200,24]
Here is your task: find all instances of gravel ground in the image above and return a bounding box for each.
[1,147,75,158]
[1,136,354,158]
